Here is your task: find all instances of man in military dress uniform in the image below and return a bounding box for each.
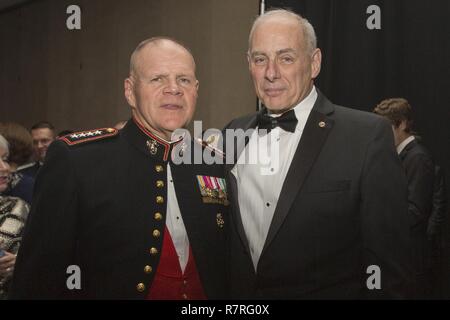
[10,37,228,299]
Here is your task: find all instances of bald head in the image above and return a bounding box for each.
[129,37,196,78]
[249,9,317,55]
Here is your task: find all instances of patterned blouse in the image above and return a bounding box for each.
[0,195,29,298]
[0,195,29,254]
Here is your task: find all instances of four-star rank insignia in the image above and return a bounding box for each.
[59,128,118,146]
[196,175,229,206]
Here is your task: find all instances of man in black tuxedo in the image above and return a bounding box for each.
[224,9,412,299]
[374,98,437,298]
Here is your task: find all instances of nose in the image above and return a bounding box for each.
[265,59,280,82]
[163,79,182,96]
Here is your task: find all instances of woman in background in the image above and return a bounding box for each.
[0,134,29,299]
[0,122,34,204]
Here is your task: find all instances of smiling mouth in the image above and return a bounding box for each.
[161,104,183,110]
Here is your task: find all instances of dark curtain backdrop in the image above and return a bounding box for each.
[267,0,450,297]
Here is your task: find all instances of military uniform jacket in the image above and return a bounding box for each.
[10,119,228,299]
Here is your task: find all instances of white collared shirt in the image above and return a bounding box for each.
[396,135,415,155]
[149,132,190,274]
[166,163,190,273]
[232,86,318,270]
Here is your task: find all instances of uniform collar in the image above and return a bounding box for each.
[122,117,184,162]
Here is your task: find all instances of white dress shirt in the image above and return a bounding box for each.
[166,162,190,274]
[232,86,318,270]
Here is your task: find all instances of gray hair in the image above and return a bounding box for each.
[0,134,9,153]
[248,9,317,55]
[129,36,195,77]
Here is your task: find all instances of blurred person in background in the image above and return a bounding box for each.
[0,123,34,204]
[19,121,56,179]
[0,134,29,299]
[374,97,439,298]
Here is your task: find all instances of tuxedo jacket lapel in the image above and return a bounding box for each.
[225,111,260,255]
[261,93,335,258]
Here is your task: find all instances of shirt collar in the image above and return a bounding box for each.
[292,86,318,132]
[397,135,415,154]
[267,86,317,133]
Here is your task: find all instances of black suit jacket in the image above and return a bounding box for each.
[10,119,228,299]
[225,91,412,299]
[427,165,447,239]
[399,139,435,273]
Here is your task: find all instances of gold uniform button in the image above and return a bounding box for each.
[155,165,164,173]
[144,265,153,274]
[182,293,188,299]
[156,196,164,204]
[136,283,146,292]
[152,229,161,238]
[156,180,164,188]
[154,212,163,221]
[150,247,158,255]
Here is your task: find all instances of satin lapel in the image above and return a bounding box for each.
[224,112,260,254]
[224,113,259,172]
[261,97,335,258]
[226,170,251,254]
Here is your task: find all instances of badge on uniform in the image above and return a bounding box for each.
[59,128,118,146]
[196,175,229,206]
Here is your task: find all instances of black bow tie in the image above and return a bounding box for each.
[257,109,298,133]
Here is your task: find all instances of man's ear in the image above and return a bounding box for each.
[124,77,136,108]
[311,48,322,79]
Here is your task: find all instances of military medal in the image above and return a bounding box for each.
[216,213,225,228]
[196,175,229,206]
